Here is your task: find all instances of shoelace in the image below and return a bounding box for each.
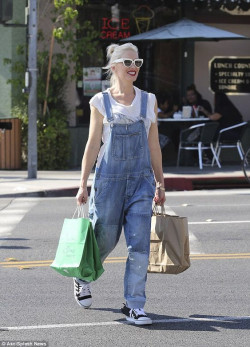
[75,281,91,297]
[130,308,146,317]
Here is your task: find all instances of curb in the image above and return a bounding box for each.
[0,188,78,198]
[165,176,249,191]
[0,176,249,198]
[0,187,92,199]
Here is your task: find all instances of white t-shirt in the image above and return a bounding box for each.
[89,86,156,167]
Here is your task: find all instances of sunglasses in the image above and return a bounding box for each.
[112,58,143,68]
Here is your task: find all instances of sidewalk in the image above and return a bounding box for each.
[0,165,249,198]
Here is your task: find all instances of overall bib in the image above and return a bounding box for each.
[88,91,155,309]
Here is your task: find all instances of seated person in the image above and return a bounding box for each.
[203,92,243,141]
[157,92,179,118]
[156,92,179,149]
[184,84,212,118]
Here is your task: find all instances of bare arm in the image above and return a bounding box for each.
[198,106,212,117]
[148,101,166,205]
[157,105,178,119]
[76,105,103,205]
[158,111,172,119]
[208,112,222,121]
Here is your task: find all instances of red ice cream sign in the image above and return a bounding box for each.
[101,17,130,40]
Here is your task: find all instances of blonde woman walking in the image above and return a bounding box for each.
[75,43,165,325]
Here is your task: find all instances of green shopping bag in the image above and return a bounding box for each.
[50,208,104,281]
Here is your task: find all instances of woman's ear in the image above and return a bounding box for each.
[111,65,115,72]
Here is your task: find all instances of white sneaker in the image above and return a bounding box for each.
[121,304,152,325]
[73,278,92,309]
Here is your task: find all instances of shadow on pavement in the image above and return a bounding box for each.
[0,238,29,241]
[0,246,31,249]
[91,308,250,331]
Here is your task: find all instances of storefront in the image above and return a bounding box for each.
[67,1,249,167]
[76,1,250,128]
[1,1,250,168]
[75,1,182,126]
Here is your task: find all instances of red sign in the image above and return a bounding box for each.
[101,17,130,40]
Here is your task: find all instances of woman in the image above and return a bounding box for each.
[185,84,212,118]
[75,43,165,325]
[157,92,180,149]
[157,92,179,119]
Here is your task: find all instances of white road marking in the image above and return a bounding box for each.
[188,232,204,254]
[162,205,177,216]
[169,203,250,208]
[165,189,250,197]
[164,204,204,254]
[1,315,250,331]
[189,220,250,225]
[0,199,38,241]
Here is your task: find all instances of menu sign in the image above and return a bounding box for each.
[210,57,250,94]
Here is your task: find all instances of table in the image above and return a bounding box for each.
[158,117,209,122]
[158,117,210,142]
[158,117,210,165]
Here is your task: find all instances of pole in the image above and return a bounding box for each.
[27,0,37,179]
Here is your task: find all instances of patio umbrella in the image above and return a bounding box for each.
[125,18,247,41]
[122,18,247,93]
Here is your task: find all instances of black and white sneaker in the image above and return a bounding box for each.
[73,278,92,309]
[121,304,152,325]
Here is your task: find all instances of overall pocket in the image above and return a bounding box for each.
[144,174,156,197]
[112,132,143,160]
[94,178,112,201]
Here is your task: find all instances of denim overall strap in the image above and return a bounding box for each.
[140,91,148,119]
[102,92,114,122]
[94,91,152,177]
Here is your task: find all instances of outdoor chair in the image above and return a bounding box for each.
[177,122,221,170]
[212,121,249,166]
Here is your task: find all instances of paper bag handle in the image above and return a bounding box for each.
[72,201,89,219]
[153,203,166,216]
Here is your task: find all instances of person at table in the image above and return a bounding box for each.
[157,92,179,119]
[184,84,212,118]
[157,92,179,148]
[203,92,243,140]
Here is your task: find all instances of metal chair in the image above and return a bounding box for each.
[212,122,249,166]
[177,122,221,170]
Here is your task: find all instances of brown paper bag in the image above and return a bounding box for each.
[148,208,190,274]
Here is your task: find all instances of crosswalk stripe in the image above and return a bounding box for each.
[189,220,250,224]
[0,199,38,240]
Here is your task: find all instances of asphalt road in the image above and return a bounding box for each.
[0,190,250,347]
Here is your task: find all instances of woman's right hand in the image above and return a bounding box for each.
[76,187,88,205]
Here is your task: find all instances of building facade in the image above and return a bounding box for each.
[0,0,26,118]
[1,0,250,167]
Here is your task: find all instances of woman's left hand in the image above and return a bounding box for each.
[154,188,166,206]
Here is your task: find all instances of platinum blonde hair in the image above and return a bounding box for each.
[104,43,139,87]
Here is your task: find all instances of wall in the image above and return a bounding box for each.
[0,0,26,118]
[194,23,250,120]
[0,25,12,117]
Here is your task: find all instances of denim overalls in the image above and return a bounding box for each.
[88,90,155,309]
